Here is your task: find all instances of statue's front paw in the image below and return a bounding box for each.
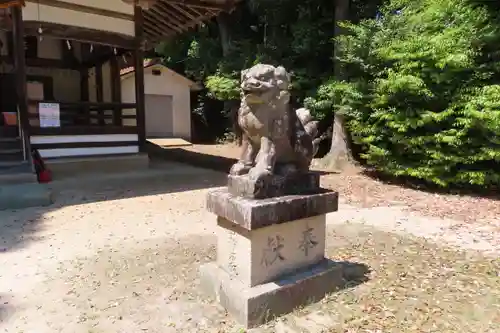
[248,166,272,180]
[230,162,251,175]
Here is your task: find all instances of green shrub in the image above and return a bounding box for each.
[308,0,500,188]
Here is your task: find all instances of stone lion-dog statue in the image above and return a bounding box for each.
[230,64,319,180]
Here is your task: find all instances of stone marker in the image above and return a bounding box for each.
[200,64,341,328]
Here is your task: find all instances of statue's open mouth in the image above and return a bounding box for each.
[243,90,265,104]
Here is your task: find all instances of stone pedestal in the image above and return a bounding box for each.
[227,172,320,199]
[200,186,341,328]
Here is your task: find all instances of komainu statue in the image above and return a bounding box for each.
[230,64,319,181]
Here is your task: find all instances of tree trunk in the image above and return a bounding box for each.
[316,0,354,171]
[217,12,231,57]
[216,12,236,141]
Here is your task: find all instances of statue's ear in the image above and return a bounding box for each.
[279,91,290,104]
[275,66,290,90]
[241,69,249,81]
[275,66,287,77]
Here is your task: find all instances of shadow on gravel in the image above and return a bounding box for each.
[0,161,227,253]
[0,294,13,324]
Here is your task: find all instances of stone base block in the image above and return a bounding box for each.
[217,215,326,287]
[207,188,338,230]
[227,172,320,199]
[200,259,344,328]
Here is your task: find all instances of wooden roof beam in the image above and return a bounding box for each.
[172,2,211,19]
[146,6,185,33]
[160,0,231,11]
[143,17,169,37]
[154,2,193,27]
[143,8,180,35]
[163,2,199,21]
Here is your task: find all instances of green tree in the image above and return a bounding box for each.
[308,0,500,187]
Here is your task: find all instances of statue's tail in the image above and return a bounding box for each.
[295,108,320,157]
[296,108,318,138]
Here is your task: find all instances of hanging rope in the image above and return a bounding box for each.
[36,0,43,41]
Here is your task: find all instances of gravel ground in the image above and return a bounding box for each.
[0,162,498,332]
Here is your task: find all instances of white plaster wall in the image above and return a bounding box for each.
[120,65,193,140]
[22,1,135,37]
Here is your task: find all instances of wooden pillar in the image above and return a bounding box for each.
[95,62,104,126]
[109,54,122,126]
[80,43,90,125]
[11,5,32,163]
[79,68,89,125]
[79,70,89,102]
[134,5,146,151]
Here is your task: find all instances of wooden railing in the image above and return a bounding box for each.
[27,100,138,135]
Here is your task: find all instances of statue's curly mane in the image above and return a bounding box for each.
[231,106,243,146]
[233,65,290,146]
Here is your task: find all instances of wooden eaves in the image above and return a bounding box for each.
[141,0,238,45]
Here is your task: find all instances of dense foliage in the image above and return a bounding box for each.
[157,0,500,188]
[307,0,500,187]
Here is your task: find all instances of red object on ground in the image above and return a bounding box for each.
[38,169,52,183]
[32,149,52,183]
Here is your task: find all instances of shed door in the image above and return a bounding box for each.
[145,94,173,138]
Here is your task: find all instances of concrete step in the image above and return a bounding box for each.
[0,160,27,169]
[0,137,22,150]
[0,126,18,137]
[0,162,36,185]
[0,147,24,162]
[0,182,52,210]
[45,153,150,180]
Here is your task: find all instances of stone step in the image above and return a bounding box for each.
[0,182,52,210]
[0,148,24,162]
[0,160,27,168]
[0,137,22,150]
[0,126,18,138]
[0,161,36,185]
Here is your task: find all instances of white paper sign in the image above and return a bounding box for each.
[39,103,60,128]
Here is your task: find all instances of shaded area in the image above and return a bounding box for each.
[4,223,498,332]
[0,161,227,253]
[316,224,500,333]
[336,260,371,288]
[147,142,335,176]
[147,141,236,173]
[256,224,500,332]
[0,294,13,323]
[24,235,229,333]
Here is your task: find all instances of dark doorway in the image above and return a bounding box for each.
[0,73,18,137]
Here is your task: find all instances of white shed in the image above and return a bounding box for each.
[120,59,198,140]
